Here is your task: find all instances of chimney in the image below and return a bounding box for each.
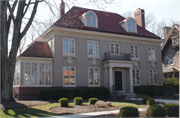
[162,27,171,39]
[59,0,65,18]
[134,8,145,29]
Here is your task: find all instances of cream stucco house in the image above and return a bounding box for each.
[13,1,164,99]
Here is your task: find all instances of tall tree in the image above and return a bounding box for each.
[1,0,44,102]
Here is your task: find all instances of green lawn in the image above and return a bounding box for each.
[0,101,145,118]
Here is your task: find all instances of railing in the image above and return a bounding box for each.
[104,52,131,61]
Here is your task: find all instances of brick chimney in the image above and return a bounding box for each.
[162,27,171,39]
[134,8,145,29]
[59,0,65,18]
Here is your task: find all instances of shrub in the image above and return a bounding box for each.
[89,98,98,105]
[93,87,103,99]
[147,104,166,117]
[142,95,150,104]
[74,97,83,105]
[101,87,110,99]
[73,88,84,98]
[163,78,179,86]
[83,88,93,99]
[39,88,53,100]
[59,98,69,107]
[53,88,67,100]
[162,85,175,96]
[147,98,155,105]
[119,107,139,117]
[164,103,179,117]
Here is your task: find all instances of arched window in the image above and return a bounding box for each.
[127,19,136,32]
[86,11,97,27]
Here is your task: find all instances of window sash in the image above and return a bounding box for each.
[148,47,156,60]
[165,55,173,65]
[88,41,98,56]
[130,45,139,58]
[110,43,119,54]
[64,39,75,54]
[89,68,99,85]
[149,69,156,85]
[132,69,140,84]
[63,67,75,85]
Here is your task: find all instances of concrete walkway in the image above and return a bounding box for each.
[125,98,179,104]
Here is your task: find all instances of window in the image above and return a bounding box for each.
[148,47,156,60]
[14,61,20,86]
[130,45,139,59]
[86,12,97,27]
[165,55,173,65]
[89,68,100,86]
[88,41,99,56]
[127,19,136,32]
[132,69,140,84]
[39,63,45,85]
[63,67,75,86]
[63,38,75,55]
[25,63,31,85]
[173,38,178,45]
[39,63,51,85]
[32,63,37,85]
[110,43,120,54]
[149,69,157,85]
[46,64,51,85]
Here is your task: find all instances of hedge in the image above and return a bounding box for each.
[147,104,166,117]
[119,107,139,117]
[164,103,179,117]
[59,98,68,107]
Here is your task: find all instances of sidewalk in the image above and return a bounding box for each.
[125,98,179,104]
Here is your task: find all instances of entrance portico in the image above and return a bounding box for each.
[103,60,134,93]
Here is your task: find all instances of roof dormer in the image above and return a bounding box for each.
[120,17,137,33]
[81,11,98,28]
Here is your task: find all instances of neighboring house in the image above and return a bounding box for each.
[13,0,163,99]
[161,24,179,79]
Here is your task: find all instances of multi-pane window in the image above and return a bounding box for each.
[86,12,96,27]
[127,19,135,32]
[148,47,156,60]
[32,63,37,85]
[25,63,31,85]
[39,63,51,85]
[165,55,173,65]
[149,69,157,85]
[88,41,98,56]
[132,69,140,84]
[46,64,51,85]
[89,68,99,85]
[173,39,178,45]
[130,45,139,59]
[63,67,75,86]
[64,39,75,54]
[14,61,20,86]
[40,63,45,85]
[110,43,120,54]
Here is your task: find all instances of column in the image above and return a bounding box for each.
[109,67,113,93]
[129,68,133,93]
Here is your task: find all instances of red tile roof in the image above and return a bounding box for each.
[53,6,160,39]
[20,42,53,58]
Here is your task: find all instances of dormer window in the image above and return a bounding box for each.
[81,11,98,28]
[127,19,136,32]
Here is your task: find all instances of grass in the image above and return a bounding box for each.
[0,101,145,118]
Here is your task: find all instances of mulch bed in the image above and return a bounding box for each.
[50,105,121,115]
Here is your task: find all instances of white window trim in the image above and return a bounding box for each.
[88,67,100,87]
[63,38,76,56]
[23,62,52,86]
[132,69,141,85]
[165,54,174,66]
[129,44,139,60]
[81,11,98,28]
[172,38,179,45]
[88,40,99,57]
[147,46,156,61]
[63,66,76,87]
[149,69,157,85]
[126,17,137,33]
[110,42,120,54]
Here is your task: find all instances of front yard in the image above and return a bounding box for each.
[0,100,146,118]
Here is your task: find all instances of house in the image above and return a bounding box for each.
[161,24,179,79]
[13,0,164,99]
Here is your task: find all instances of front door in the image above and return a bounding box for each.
[115,71,123,91]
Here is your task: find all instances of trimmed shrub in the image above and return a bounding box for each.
[119,107,139,117]
[74,97,83,105]
[93,87,103,99]
[164,103,179,117]
[101,87,110,99]
[59,98,69,107]
[89,98,98,105]
[147,104,166,117]
[39,88,53,100]
[142,95,150,104]
[53,88,67,100]
[147,98,155,105]
[83,88,94,99]
[73,88,84,98]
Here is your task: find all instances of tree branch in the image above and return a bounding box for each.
[22,0,31,17]
[7,1,16,22]
[20,0,39,39]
